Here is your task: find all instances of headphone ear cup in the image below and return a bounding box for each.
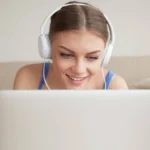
[38,34,51,59]
[101,44,113,67]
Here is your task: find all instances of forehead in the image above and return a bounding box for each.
[51,29,105,53]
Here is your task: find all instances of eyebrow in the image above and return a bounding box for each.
[59,46,101,54]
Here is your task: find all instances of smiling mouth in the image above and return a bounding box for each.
[66,74,88,84]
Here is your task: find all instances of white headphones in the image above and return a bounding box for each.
[38,2,115,66]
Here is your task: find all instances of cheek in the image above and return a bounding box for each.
[88,64,101,75]
[53,56,72,72]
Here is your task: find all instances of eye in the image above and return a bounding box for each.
[87,56,99,60]
[60,52,74,58]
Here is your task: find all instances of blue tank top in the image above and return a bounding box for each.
[38,62,114,89]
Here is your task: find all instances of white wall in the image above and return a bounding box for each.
[0,0,150,62]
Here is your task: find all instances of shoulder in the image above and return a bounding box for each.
[108,71,128,89]
[13,63,43,89]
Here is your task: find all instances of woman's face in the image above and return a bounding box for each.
[51,29,105,89]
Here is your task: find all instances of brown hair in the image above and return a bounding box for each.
[49,1,108,43]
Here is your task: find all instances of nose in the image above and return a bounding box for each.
[71,60,87,75]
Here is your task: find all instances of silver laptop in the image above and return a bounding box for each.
[1,90,150,150]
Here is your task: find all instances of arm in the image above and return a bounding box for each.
[108,75,128,89]
[13,66,36,89]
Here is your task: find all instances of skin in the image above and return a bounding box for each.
[13,29,128,90]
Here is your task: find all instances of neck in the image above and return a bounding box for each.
[45,64,64,89]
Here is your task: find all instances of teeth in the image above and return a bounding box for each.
[69,76,84,81]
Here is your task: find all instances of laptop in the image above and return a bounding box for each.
[1,90,150,150]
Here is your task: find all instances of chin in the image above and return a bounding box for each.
[65,85,86,90]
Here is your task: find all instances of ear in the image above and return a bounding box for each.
[49,59,53,63]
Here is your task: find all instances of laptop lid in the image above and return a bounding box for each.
[1,90,150,150]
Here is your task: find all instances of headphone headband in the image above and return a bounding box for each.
[40,3,115,44]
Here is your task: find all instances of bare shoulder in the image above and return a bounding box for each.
[13,63,43,89]
[109,73,128,89]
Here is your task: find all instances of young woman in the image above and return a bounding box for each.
[13,1,128,90]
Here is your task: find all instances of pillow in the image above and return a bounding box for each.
[132,78,150,89]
